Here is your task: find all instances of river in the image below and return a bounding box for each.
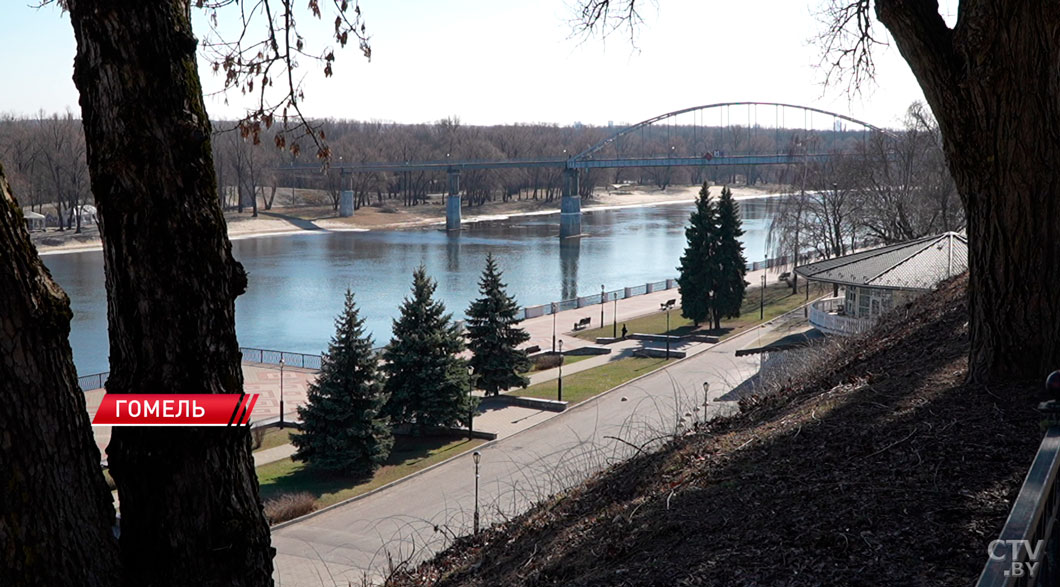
[42,197,781,375]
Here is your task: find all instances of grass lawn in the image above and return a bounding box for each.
[509,356,676,405]
[575,282,831,341]
[562,354,595,366]
[257,435,485,508]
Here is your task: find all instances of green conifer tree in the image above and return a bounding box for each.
[712,186,749,329]
[676,183,721,327]
[383,266,472,432]
[292,289,393,477]
[466,253,531,396]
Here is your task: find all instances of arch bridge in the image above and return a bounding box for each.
[278,102,894,237]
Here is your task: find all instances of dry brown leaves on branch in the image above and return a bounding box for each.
[196,0,371,163]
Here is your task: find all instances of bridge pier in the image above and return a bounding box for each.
[559,168,581,239]
[446,169,461,231]
[339,189,355,217]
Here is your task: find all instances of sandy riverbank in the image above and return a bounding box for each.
[31,184,781,255]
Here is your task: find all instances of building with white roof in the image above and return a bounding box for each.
[795,232,968,336]
[23,210,45,232]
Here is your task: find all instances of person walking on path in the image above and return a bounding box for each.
[621,324,628,339]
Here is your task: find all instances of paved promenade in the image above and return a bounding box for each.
[270,313,785,585]
[82,263,793,458]
[78,263,810,584]
[519,263,790,351]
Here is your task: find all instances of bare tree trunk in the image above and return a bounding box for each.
[264,184,277,210]
[66,2,274,585]
[0,163,122,586]
[878,0,1060,382]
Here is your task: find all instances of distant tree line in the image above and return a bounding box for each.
[2,110,921,221]
[767,102,964,291]
[0,112,91,231]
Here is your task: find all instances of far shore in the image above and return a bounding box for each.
[32,184,783,256]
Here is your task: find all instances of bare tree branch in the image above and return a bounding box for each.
[570,0,650,48]
[814,0,884,94]
[196,0,372,163]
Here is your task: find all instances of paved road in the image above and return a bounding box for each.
[271,324,772,586]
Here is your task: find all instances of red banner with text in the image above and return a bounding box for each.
[92,394,258,426]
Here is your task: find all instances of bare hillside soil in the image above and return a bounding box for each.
[389,274,1046,586]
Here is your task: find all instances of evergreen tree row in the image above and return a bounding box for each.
[293,256,531,476]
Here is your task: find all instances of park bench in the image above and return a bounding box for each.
[524,345,541,354]
[572,317,592,331]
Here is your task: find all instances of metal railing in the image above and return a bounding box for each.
[517,242,857,322]
[76,243,870,392]
[238,347,323,370]
[977,427,1060,586]
[522,279,679,321]
[76,346,324,392]
[807,296,875,336]
[749,237,884,273]
[77,372,108,393]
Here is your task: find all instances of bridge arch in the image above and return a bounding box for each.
[570,102,896,163]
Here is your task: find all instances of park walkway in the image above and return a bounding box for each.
[82,263,797,458]
[270,295,800,585]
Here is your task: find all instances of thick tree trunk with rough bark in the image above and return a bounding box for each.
[878,1,1060,383]
[65,2,274,585]
[0,163,121,586]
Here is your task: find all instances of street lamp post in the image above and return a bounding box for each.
[557,340,564,402]
[612,292,618,338]
[278,359,285,429]
[600,284,605,330]
[660,300,674,359]
[760,272,766,320]
[805,273,810,318]
[467,365,475,440]
[760,255,767,321]
[665,308,671,359]
[551,302,557,353]
[701,381,710,424]
[472,451,481,535]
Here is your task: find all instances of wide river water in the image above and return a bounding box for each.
[43,197,781,375]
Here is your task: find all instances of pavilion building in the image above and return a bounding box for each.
[795,232,968,336]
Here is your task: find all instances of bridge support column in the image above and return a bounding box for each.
[446,169,461,231]
[559,168,581,239]
[339,190,355,217]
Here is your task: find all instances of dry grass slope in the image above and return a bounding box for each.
[387,274,1047,587]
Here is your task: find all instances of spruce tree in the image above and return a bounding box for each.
[676,183,721,327]
[292,289,393,477]
[712,186,749,329]
[383,266,472,432]
[466,254,532,396]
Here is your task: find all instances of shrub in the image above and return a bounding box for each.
[531,353,563,371]
[263,492,316,525]
[251,427,267,450]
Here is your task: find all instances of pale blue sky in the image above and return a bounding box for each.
[0,1,957,128]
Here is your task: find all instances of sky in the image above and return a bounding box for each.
[0,1,958,130]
